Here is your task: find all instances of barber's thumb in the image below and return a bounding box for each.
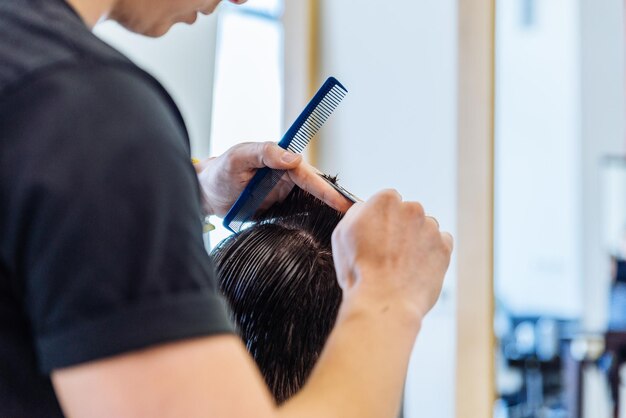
[280,150,301,165]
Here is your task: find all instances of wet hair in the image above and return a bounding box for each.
[211,184,343,404]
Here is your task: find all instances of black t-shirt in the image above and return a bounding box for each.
[0,0,234,415]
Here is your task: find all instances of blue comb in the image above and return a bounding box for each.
[223,77,348,233]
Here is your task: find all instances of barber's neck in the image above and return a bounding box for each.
[65,0,115,28]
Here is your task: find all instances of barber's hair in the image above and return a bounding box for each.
[212,184,343,404]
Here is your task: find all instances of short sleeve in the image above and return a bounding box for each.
[0,62,234,373]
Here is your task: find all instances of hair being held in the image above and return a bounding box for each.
[212,182,344,404]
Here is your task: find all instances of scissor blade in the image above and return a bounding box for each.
[318,173,363,204]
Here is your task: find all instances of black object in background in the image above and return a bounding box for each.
[616,259,626,283]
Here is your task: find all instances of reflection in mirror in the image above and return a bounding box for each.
[493,1,625,417]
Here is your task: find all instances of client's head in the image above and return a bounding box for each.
[211,184,343,404]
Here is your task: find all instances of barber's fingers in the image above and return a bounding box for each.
[423,214,454,255]
[366,195,453,252]
[224,141,302,171]
[368,189,404,207]
[426,216,439,228]
[219,141,352,211]
[441,232,454,252]
[286,161,353,213]
[424,215,453,251]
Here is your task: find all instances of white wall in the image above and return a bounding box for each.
[317,2,458,417]
[495,0,583,318]
[494,0,625,328]
[580,0,626,331]
[94,17,218,158]
[494,2,625,414]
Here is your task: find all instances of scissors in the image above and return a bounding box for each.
[317,173,363,204]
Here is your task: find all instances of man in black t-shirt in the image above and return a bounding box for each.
[0,0,454,417]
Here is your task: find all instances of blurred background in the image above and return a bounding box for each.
[93,0,626,417]
[493,0,624,417]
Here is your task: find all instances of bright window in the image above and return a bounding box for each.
[208,0,284,246]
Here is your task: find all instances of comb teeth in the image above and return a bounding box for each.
[223,77,347,233]
[287,85,347,153]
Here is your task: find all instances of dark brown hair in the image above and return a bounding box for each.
[211,185,343,404]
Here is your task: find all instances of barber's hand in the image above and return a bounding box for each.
[194,141,353,218]
[331,190,453,321]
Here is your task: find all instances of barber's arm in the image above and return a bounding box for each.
[279,190,453,418]
[53,192,452,418]
[52,145,452,418]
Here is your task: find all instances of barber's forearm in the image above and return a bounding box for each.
[276,289,422,418]
[276,186,450,418]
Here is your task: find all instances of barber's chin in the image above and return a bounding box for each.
[140,22,173,38]
[129,13,197,37]
[183,12,198,24]
[141,16,194,37]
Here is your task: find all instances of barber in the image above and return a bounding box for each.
[0,0,453,417]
